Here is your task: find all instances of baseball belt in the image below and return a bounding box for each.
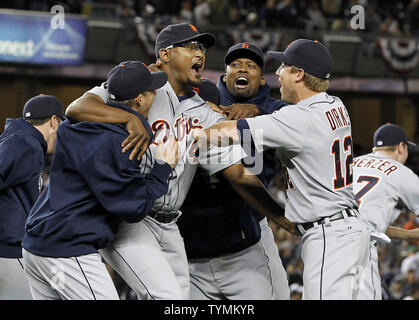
[149,209,180,223]
[297,209,358,234]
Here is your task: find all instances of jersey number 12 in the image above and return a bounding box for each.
[331,136,353,190]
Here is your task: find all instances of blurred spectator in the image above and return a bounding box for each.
[245,11,259,27]
[193,0,211,27]
[306,1,327,30]
[139,3,156,22]
[364,5,383,34]
[227,5,244,27]
[320,0,343,18]
[259,0,278,28]
[400,247,419,275]
[116,0,137,20]
[207,0,229,25]
[389,274,406,299]
[380,14,404,36]
[403,211,419,230]
[178,0,193,23]
[276,0,304,29]
[403,281,419,299]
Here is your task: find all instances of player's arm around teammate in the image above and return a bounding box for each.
[197,39,372,300]
[67,86,151,161]
[21,62,178,300]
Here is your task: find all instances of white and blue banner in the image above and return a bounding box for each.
[0,9,87,65]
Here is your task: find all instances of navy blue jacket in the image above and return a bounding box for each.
[0,119,46,258]
[178,77,286,259]
[22,103,172,258]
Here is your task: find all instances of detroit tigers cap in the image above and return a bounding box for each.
[106,61,168,101]
[373,123,416,147]
[224,42,264,71]
[155,23,215,58]
[267,39,332,80]
[23,95,65,120]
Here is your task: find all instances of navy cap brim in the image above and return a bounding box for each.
[224,48,264,69]
[146,71,168,91]
[173,32,215,49]
[267,51,291,65]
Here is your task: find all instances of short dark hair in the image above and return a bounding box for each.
[25,117,52,126]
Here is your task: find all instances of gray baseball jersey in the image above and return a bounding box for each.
[88,82,245,300]
[353,152,419,233]
[241,92,370,300]
[89,83,245,211]
[243,92,357,223]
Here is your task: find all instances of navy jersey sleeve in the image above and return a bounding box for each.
[82,131,172,223]
[0,137,43,190]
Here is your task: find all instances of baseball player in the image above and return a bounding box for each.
[353,123,419,300]
[22,61,177,300]
[65,23,294,300]
[178,42,290,300]
[0,95,64,300]
[194,39,371,300]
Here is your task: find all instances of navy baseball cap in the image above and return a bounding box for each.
[106,61,168,101]
[373,123,416,147]
[267,39,332,80]
[155,23,215,58]
[224,42,264,71]
[23,95,65,120]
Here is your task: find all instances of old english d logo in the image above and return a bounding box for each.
[189,24,198,32]
[241,43,249,49]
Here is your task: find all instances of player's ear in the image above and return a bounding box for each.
[50,115,59,129]
[134,94,143,107]
[222,74,226,83]
[260,76,265,86]
[159,49,170,64]
[295,68,305,82]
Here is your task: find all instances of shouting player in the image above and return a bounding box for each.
[194,39,371,300]
[22,61,177,300]
[65,24,294,300]
[179,42,290,299]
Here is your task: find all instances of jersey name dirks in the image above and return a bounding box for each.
[325,106,351,131]
[353,157,399,176]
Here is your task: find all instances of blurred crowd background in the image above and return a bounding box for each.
[2,0,419,36]
[2,0,419,300]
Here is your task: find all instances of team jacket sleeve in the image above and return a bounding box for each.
[237,105,309,155]
[82,131,172,223]
[0,138,43,190]
[399,168,419,216]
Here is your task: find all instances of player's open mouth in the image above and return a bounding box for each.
[191,62,203,75]
[235,76,249,89]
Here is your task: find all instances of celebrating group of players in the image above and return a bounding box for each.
[0,23,418,300]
